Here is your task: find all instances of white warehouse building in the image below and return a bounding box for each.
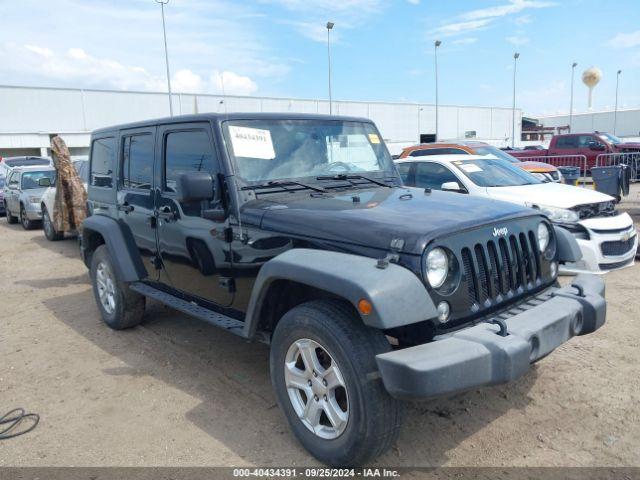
[538,108,640,138]
[0,85,522,158]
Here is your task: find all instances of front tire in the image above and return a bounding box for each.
[20,205,37,230]
[270,300,402,466]
[42,206,64,241]
[90,245,145,330]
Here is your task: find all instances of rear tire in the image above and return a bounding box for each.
[43,206,64,241]
[90,245,145,330]
[6,204,17,224]
[20,204,37,230]
[270,300,402,466]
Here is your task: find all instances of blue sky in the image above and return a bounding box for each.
[0,0,638,116]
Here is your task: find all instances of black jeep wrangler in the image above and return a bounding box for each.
[80,113,606,465]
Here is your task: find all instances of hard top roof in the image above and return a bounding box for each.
[92,112,372,136]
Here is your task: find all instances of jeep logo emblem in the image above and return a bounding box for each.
[492,227,509,237]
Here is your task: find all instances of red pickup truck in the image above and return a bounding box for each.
[510,132,640,169]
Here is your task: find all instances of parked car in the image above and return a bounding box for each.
[0,176,5,216]
[79,113,606,466]
[3,165,56,229]
[399,141,562,183]
[396,154,637,274]
[41,159,89,241]
[509,132,640,170]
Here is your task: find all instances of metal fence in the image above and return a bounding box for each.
[595,153,640,182]
[518,155,588,185]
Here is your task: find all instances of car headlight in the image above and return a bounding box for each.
[425,248,448,288]
[29,195,41,204]
[531,172,550,183]
[535,204,579,223]
[537,222,551,252]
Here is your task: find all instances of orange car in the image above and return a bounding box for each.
[399,141,562,183]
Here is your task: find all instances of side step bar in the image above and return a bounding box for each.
[130,282,247,337]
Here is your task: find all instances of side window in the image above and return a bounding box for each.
[414,162,460,190]
[122,134,154,190]
[578,135,596,147]
[8,172,19,188]
[555,136,578,149]
[395,163,412,184]
[90,137,115,188]
[164,130,217,193]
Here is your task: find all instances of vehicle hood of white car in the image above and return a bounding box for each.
[484,182,614,209]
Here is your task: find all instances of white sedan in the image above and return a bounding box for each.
[396,154,637,274]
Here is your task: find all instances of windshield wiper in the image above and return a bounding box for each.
[241,180,328,193]
[315,174,393,188]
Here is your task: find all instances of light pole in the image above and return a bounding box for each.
[326,21,334,114]
[156,0,173,116]
[569,62,577,132]
[511,52,520,148]
[434,40,441,141]
[614,69,622,135]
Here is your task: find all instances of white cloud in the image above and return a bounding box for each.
[461,0,556,21]
[431,19,492,37]
[24,44,53,57]
[506,35,530,45]
[514,14,533,25]
[211,71,258,95]
[172,69,206,93]
[607,31,640,49]
[452,37,478,45]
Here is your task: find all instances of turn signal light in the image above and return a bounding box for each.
[358,299,373,315]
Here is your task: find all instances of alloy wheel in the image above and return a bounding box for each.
[96,262,116,314]
[284,338,349,439]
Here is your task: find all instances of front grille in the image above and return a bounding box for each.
[601,236,636,256]
[461,230,543,308]
[599,259,634,270]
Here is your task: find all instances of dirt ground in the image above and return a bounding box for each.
[1,214,639,467]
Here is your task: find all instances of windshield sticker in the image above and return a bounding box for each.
[368,133,381,144]
[459,163,483,173]
[228,126,276,159]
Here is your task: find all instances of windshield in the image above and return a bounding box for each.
[223,119,395,183]
[452,158,541,187]
[598,133,622,145]
[21,170,56,190]
[472,145,520,163]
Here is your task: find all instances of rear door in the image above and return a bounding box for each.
[155,123,234,306]
[6,171,20,212]
[116,127,158,279]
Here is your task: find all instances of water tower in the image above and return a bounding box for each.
[582,67,602,110]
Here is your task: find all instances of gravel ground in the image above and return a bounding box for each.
[1,212,639,467]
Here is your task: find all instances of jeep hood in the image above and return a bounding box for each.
[485,182,614,209]
[245,187,537,254]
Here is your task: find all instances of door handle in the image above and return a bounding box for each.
[117,203,134,213]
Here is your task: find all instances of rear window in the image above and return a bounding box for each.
[409,148,467,157]
[90,137,115,188]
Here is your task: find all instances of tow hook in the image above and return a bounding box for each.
[489,318,509,337]
[571,284,585,297]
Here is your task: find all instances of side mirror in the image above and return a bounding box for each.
[441,181,464,193]
[38,177,52,187]
[176,171,215,202]
[588,141,605,151]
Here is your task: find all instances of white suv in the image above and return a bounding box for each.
[396,154,637,274]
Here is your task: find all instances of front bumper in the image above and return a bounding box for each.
[24,202,43,220]
[561,213,637,275]
[376,274,606,399]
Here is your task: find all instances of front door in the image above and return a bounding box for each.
[116,127,158,279]
[6,171,20,212]
[155,123,234,307]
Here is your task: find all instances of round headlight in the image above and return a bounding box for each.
[426,248,448,288]
[537,222,551,252]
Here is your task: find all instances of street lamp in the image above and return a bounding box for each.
[614,69,622,135]
[569,62,577,132]
[511,52,520,148]
[156,0,173,116]
[326,21,334,114]
[434,40,441,141]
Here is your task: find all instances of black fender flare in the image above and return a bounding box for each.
[554,225,583,263]
[81,215,147,282]
[243,248,437,338]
